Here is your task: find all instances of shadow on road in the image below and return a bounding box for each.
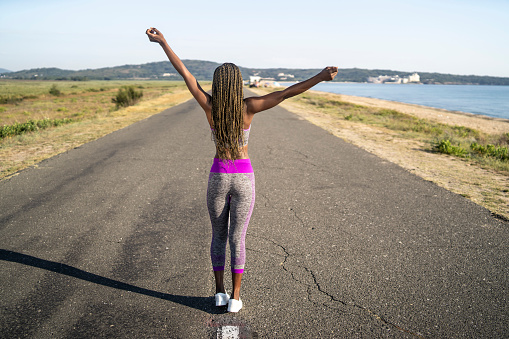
[0,249,225,315]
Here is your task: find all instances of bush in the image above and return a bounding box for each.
[49,84,61,96]
[112,86,143,108]
[471,142,509,161]
[434,139,468,157]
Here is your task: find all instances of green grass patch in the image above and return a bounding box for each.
[431,137,509,172]
[1,118,76,139]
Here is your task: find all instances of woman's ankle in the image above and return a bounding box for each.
[214,270,226,295]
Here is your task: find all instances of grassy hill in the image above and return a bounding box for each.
[2,61,509,85]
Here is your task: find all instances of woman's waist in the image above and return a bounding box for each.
[210,157,253,173]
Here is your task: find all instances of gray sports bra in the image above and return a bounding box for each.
[211,125,251,147]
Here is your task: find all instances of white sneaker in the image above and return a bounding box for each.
[227,298,243,312]
[215,292,230,306]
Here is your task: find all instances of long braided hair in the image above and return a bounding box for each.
[211,63,244,160]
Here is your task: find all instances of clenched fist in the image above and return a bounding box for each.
[320,66,338,81]
[146,27,166,44]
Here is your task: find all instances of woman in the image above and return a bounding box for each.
[146,27,337,312]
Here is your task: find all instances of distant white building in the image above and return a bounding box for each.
[367,73,420,84]
[408,73,420,82]
[163,73,177,77]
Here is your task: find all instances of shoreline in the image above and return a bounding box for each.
[276,81,509,127]
[342,93,509,122]
[338,91,509,121]
[306,89,509,135]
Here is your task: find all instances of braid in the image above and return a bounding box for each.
[212,63,245,160]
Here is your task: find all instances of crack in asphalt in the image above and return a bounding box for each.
[248,233,424,338]
[288,147,344,177]
[289,148,311,160]
[289,207,306,228]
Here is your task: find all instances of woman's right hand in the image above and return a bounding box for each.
[319,66,339,81]
[146,27,166,44]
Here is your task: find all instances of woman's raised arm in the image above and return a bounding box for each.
[146,27,211,114]
[245,67,338,115]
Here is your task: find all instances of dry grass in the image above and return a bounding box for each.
[249,87,509,220]
[0,80,210,179]
[0,80,189,125]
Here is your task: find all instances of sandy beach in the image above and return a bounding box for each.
[336,92,509,135]
[249,87,509,219]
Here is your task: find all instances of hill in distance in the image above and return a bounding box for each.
[1,60,509,86]
[0,68,12,73]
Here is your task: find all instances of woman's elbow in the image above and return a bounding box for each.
[280,89,292,101]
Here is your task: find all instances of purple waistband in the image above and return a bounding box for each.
[210,158,253,173]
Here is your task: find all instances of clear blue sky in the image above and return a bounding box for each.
[1,0,508,77]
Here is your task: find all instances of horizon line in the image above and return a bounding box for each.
[1,61,508,79]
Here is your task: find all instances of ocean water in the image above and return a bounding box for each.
[283,82,509,120]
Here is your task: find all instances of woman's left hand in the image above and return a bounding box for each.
[320,66,338,81]
[146,27,166,44]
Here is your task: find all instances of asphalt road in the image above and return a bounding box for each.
[1,89,507,338]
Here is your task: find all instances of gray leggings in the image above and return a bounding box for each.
[207,169,255,274]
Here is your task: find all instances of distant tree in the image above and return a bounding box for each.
[4,61,509,85]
